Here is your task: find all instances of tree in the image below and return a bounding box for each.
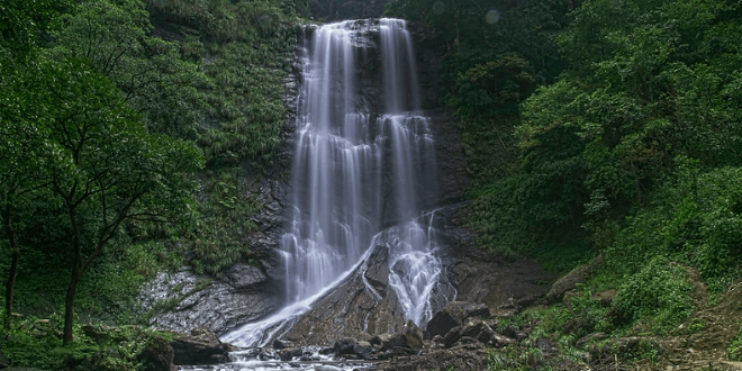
[28,58,203,344]
[0,0,70,56]
[45,0,206,140]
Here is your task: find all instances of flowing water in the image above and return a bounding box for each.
[200,19,447,370]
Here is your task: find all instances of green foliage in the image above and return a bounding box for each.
[612,257,695,334]
[184,167,262,276]
[0,313,174,371]
[146,0,299,273]
[488,345,544,371]
[0,0,71,56]
[388,0,742,308]
[604,166,742,293]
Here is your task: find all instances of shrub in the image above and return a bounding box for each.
[612,256,695,334]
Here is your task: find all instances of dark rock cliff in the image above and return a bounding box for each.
[309,0,391,21]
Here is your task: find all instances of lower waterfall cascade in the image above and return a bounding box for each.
[197,18,453,369]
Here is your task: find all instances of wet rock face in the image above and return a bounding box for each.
[142,267,283,336]
[282,244,408,346]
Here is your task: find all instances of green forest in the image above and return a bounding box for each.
[2,0,742,369]
[385,0,742,367]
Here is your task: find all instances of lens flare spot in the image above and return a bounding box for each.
[486,9,501,24]
[432,0,446,15]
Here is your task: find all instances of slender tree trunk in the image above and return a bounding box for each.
[4,214,19,330]
[63,267,81,345]
[63,207,82,346]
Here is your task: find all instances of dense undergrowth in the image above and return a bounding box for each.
[0,307,176,371]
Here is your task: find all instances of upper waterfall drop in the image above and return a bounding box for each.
[222,18,448,347]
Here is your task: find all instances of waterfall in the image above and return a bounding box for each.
[222,19,444,347]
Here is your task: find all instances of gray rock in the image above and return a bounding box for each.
[370,333,394,348]
[224,263,268,289]
[536,337,557,354]
[279,347,303,361]
[143,270,282,335]
[139,335,177,371]
[171,327,235,365]
[426,301,490,338]
[363,244,390,291]
[401,320,424,350]
[490,334,517,348]
[442,326,462,348]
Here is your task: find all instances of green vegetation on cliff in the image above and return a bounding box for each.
[387,0,742,366]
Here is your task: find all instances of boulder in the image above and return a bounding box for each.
[139,335,177,371]
[370,333,394,348]
[456,319,515,348]
[501,325,517,339]
[272,339,289,349]
[460,319,493,343]
[223,262,268,289]
[363,245,390,291]
[279,347,303,361]
[545,255,604,304]
[426,301,490,337]
[442,326,462,348]
[353,342,374,359]
[381,320,424,352]
[171,327,234,365]
[536,337,557,354]
[331,339,374,359]
[489,333,516,348]
[332,339,356,355]
[373,341,488,371]
[401,320,424,350]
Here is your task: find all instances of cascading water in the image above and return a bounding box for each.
[220,19,447,352]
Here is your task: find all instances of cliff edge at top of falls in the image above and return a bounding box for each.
[309,0,391,22]
[138,19,552,344]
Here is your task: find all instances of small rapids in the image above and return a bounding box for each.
[179,347,370,371]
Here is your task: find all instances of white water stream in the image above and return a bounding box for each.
[208,20,446,369]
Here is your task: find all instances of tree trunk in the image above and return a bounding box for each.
[63,207,82,346]
[4,215,19,330]
[63,266,81,345]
